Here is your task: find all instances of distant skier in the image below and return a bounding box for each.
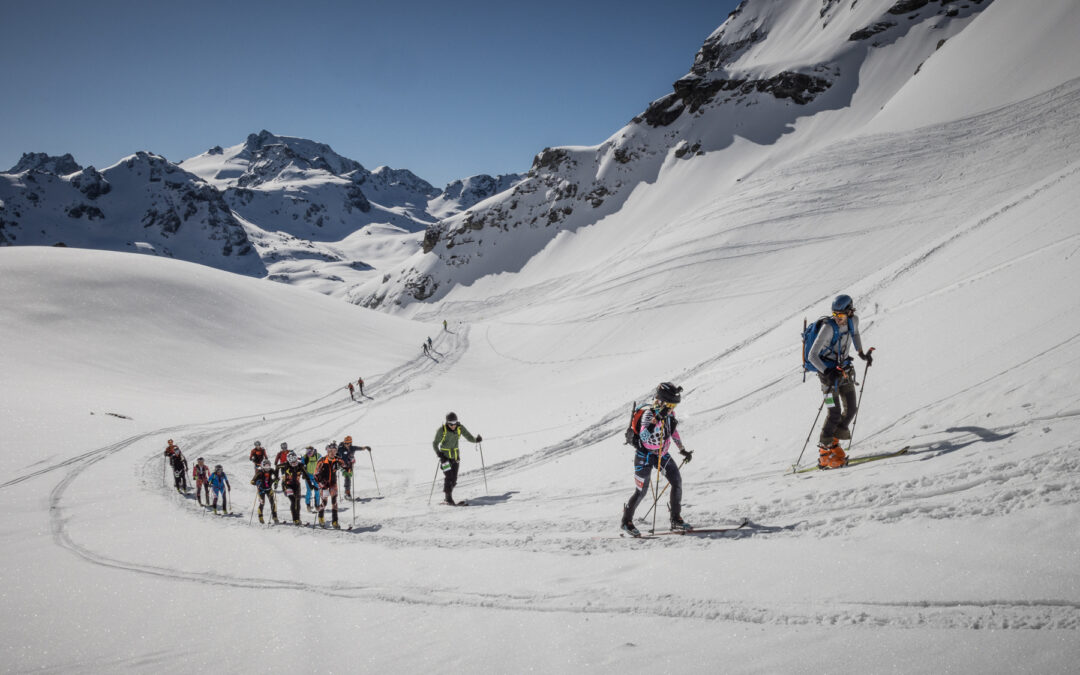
[169,446,190,493]
[314,445,347,528]
[442,319,448,332]
[432,412,481,506]
[192,457,211,505]
[274,442,291,486]
[249,441,267,470]
[303,446,321,512]
[348,382,356,400]
[426,336,433,350]
[357,377,364,396]
[620,383,694,537]
[251,459,279,524]
[422,342,431,357]
[279,451,315,525]
[807,294,873,469]
[337,435,370,500]
[209,465,231,514]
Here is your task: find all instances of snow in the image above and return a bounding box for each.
[3,0,1080,672]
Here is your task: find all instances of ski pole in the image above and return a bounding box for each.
[791,393,828,472]
[844,350,874,454]
[477,442,488,495]
[249,492,259,525]
[428,461,440,504]
[367,448,380,496]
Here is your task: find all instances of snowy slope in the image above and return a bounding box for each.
[3,0,1080,672]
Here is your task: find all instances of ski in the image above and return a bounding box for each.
[793,446,911,474]
[649,519,750,536]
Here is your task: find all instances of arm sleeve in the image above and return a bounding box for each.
[807,322,835,373]
[459,425,477,443]
[433,427,443,453]
[850,316,864,354]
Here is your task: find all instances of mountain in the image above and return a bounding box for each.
[2,131,525,295]
[0,151,263,275]
[353,0,1011,308]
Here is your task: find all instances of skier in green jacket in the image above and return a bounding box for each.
[432,412,482,505]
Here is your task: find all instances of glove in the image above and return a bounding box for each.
[475,435,483,443]
[680,449,693,464]
[364,446,372,452]
[858,348,875,366]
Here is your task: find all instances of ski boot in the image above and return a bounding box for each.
[670,518,693,532]
[620,521,642,538]
[332,521,341,530]
[817,440,848,469]
[258,514,265,524]
[319,516,325,527]
[272,515,279,524]
[293,519,301,526]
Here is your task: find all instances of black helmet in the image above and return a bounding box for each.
[446,412,458,423]
[656,382,682,405]
[214,464,223,471]
[832,294,855,314]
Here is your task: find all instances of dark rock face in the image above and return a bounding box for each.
[850,21,896,41]
[67,203,105,220]
[71,167,111,200]
[9,152,83,176]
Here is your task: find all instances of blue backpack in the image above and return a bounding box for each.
[802,316,841,374]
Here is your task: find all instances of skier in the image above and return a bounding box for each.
[250,459,279,524]
[303,446,321,512]
[169,445,190,493]
[192,457,211,505]
[807,294,873,469]
[442,319,448,331]
[164,439,179,458]
[426,336,433,350]
[337,435,370,500]
[357,377,364,396]
[314,445,347,528]
[348,382,356,400]
[422,342,430,357]
[249,441,267,470]
[276,440,293,486]
[209,464,231,514]
[620,383,694,537]
[279,451,316,525]
[432,412,482,506]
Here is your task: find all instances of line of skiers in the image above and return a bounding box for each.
[162,295,873,537]
[165,440,231,513]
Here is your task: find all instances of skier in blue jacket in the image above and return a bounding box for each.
[209,465,231,514]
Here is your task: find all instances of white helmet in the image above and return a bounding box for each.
[261,459,271,469]
[287,451,299,465]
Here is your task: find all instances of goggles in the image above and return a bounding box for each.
[660,401,678,410]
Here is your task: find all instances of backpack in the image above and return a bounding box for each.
[802,316,841,374]
[623,403,649,449]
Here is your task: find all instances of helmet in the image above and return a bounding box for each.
[446,412,458,423]
[280,442,288,450]
[254,440,262,448]
[196,457,204,463]
[261,459,271,469]
[287,451,299,465]
[343,435,352,444]
[214,464,223,471]
[167,439,174,445]
[832,294,855,314]
[655,382,682,405]
[327,444,337,453]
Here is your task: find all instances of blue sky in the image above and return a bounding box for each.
[1,0,740,187]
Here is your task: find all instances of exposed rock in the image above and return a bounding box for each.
[8,152,83,176]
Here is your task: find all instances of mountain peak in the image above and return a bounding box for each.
[7,152,83,176]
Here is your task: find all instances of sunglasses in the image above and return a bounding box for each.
[661,402,678,409]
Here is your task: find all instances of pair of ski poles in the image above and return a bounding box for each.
[428,441,488,504]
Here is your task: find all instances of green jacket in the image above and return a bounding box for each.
[432,423,477,461]
[304,451,320,475]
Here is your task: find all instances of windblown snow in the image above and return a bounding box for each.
[2,0,1079,673]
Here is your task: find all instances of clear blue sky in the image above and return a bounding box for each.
[1,0,740,187]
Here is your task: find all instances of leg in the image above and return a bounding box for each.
[818,378,844,444]
[661,455,684,523]
[622,451,654,523]
[443,460,460,503]
[330,485,339,524]
[837,379,858,435]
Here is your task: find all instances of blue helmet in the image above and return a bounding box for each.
[832,294,855,314]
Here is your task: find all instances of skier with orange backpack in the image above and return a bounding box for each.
[192,457,211,505]
[314,445,347,528]
[620,383,693,537]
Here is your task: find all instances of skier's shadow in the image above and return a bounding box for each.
[909,426,1018,460]
[424,354,440,363]
[345,523,382,535]
[465,491,518,506]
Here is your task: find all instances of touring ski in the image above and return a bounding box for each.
[793,446,910,474]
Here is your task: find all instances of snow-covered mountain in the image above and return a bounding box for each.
[0,151,263,275]
[2,130,525,295]
[355,0,1008,308]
